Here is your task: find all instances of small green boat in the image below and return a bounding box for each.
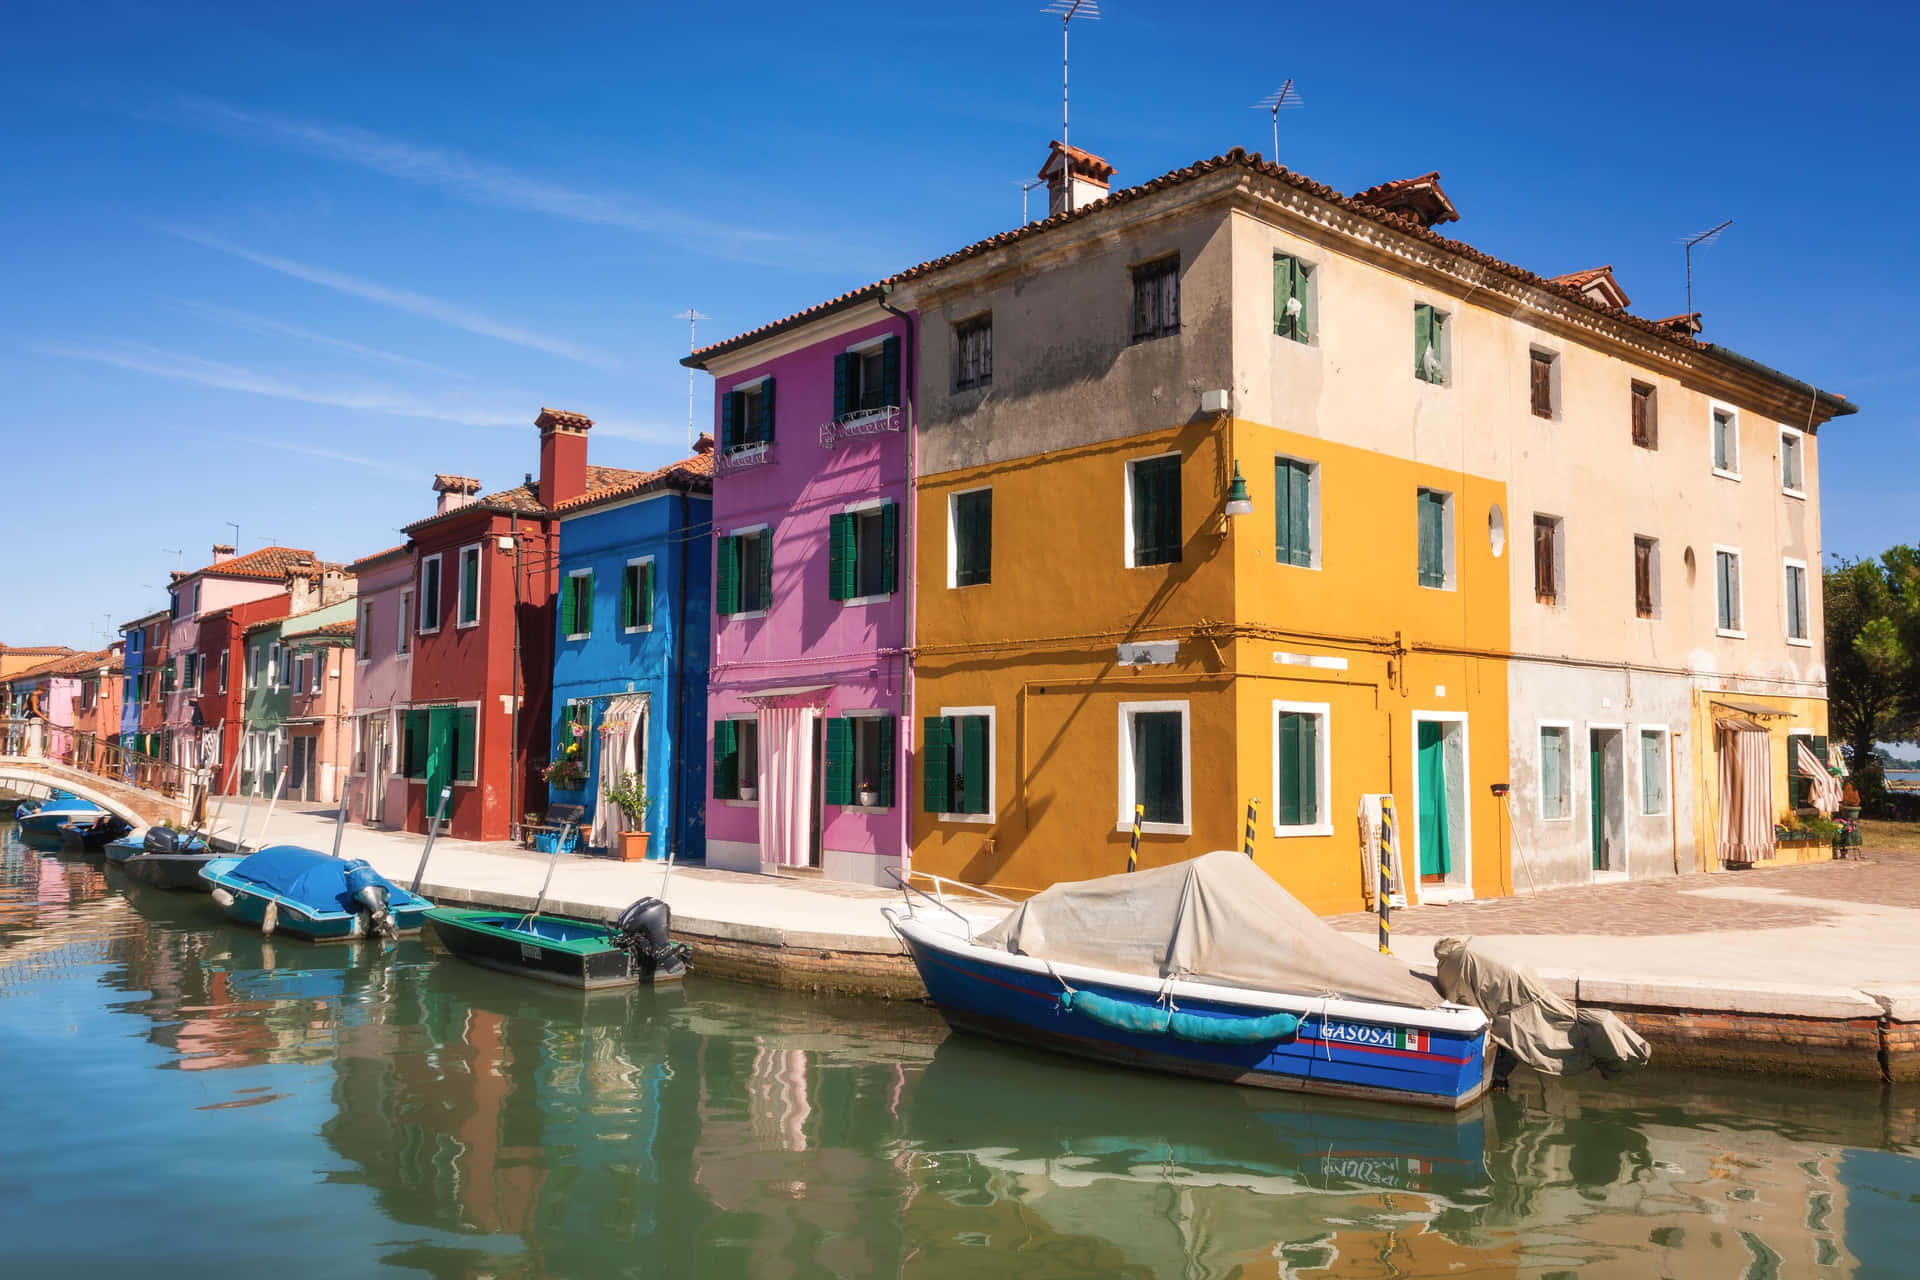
[426,901,688,989]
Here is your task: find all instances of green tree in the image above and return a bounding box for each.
[1825,549,1920,803]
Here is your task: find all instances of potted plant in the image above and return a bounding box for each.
[543,756,587,790]
[605,771,650,862]
[857,777,880,808]
[738,780,757,802]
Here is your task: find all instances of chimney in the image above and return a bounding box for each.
[693,432,715,455]
[536,408,594,509]
[211,543,236,564]
[1352,172,1460,230]
[1039,141,1114,218]
[433,474,482,515]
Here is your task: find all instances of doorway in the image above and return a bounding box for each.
[367,717,388,823]
[808,716,824,869]
[1412,714,1471,898]
[1589,726,1627,875]
[288,734,312,802]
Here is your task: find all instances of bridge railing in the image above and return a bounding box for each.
[0,718,197,800]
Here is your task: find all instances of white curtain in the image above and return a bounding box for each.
[591,695,648,848]
[1718,723,1775,864]
[757,703,817,868]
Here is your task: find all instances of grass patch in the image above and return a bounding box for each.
[1858,819,1920,854]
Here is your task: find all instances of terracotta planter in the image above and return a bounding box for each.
[616,829,651,862]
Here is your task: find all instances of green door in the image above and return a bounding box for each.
[1417,721,1451,878]
[426,706,454,820]
[1590,734,1604,870]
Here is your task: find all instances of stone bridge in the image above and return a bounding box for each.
[1,758,191,829]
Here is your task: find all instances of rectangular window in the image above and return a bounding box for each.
[1716,548,1744,635]
[1128,453,1183,567]
[456,544,481,628]
[1131,257,1180,342]
[1634,536,1659,619]
[1781,428,1806,495]
[418,556,442,633]
[711,718,760,800]
[949,488,992,588]
[834,339,900,418]
[954,315,992,390]
[622,559,654,631]
[716,529,772,616]
[311,652,324,694]
[1788,731,1829,810]
[721,378,775,451]
[1631,382,1658,448]
[1416,488,1452,589]
[397,591,413,655]
[1639,729,1669,816]
[359,603,374,659]
[1273,254,1312,343]
[1274,457,1316,568]
[1785,560,1810,643]
[292,653,309,694]
[1540,725,1571,820]
[218,649,229,694]
[1529,349,1557,419]
[824,714,897,809]
[1414,303,1449,384]
[829,503,899,601]
[561,569,594,639]
[188,653,202,694]
[1119,702,1189,832]
[923,711,992,818]
[246,645,259,691]
[1533,514,1564,606]
[1272,702,1331,835]
[1712,407,1740,477]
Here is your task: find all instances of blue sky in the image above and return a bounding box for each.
[2,0,1914,647]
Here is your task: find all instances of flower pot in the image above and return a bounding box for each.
[738,785,757,802]
[1840,805,1862,821]
[616,829,651,862]
[857,789,879,808]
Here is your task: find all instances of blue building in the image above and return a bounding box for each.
[119,609,168,761]
[548,440,714,859]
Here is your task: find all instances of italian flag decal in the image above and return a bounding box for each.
[1398,1029,1429,1052]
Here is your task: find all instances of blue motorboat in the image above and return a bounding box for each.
[107,826,217,890]
[889,851,1491,1111]
[17,792,106,841]
[201,846,432,942]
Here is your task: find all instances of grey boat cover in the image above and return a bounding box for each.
[1433,937,1650,1078]
[974,850,1443,1009]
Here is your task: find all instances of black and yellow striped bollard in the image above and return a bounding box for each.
[1127,803,1143,872]
[1377,795,1397,955]
[1244,799,1258,858]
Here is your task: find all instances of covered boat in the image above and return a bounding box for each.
[201,846,431,941]
[427,898,688,989]
[16,792,106,840]
[109,826,219,890]
[62,814,133,852]
[889,851,1490,1109]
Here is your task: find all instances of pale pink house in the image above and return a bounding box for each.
[347,544,416,827]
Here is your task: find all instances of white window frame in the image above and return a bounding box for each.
[1714,544,1746,639]
[1272,251,1317,346]
[311,650,325,694]
[1270,699,1333,838]
[623,555,656,634]
[1784,557,1812,647]
[947,485,993,589]
[418,555,443,635]
[842,498,894,606]
[727,375,771,452]
[1637,725,1671,817]
[1528,344,1561,421]
[292,651,310,695]
[455,542,482,630]
[397,589,413,656]
[1780,425,1807,499]
[1710,402,1742,481]
[565,568,594,641]
[1538,719,1574,822]
[1122,450,1182,570]
[1115,700,1192,837]
[939,703,997,825]
[246,644,259,691]
[218,649,228,695]
[843,710,894,814]
[1274,455,1322,571]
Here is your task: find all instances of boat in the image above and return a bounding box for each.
[887,850,1491,1110]
[15,792,106,840]
[427,900,688,989]
[62,814,133,852]
[201,846,432,941]
[108,826,220,891]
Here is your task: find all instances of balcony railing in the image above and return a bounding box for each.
[819,405,902,449]
[716,441,774,475]
[1,717,197,799]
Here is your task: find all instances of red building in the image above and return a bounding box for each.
[397,408,648,841]
[192,594,291,794]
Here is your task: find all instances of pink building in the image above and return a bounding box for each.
[348,544,416,827]
[685,294,914,885]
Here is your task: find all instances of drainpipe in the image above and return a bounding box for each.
[671,488,691,859]
[878,285,916,875]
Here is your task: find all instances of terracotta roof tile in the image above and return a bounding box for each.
[304,620,357,639]
[181,545,322,583]
[402,463,659,534]
[15,647,119,679]
[0,644,75,656]
[432,475,481,495]
[242,612,293,635]
[537,407,594,432]
[351,544,410,569]
[1350,171,1459,227]
[553,446,716,514]
[1039,140,1115,184]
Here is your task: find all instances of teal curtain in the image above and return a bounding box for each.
[1417,720,1451,876]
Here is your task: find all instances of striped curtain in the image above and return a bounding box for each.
[1795,739,1843,816]
[1718,724,1775,863]
[756,704,817,868]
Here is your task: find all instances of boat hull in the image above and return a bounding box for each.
[427,907,685,989]
[18,808,103,839]
[117,850,218,891]
[897,919,1489,1110]
[200,857,431,942]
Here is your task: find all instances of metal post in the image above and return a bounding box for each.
[1243,798,1258,858]
[527,820,571,921]
[1377,795,1396,954]
[254,767,288,851]
[1127,802,1142,872]
[329,776,352,858]
[410,786,452,894]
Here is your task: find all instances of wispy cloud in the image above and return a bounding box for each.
[176,300,474,380]
[172,230,623,371]
[591,417,694,447]
[35,341,524,429]
[208,430,410,477]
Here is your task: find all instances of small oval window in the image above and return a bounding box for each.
[1488,504,1507,558]
[1683,546,1697,585]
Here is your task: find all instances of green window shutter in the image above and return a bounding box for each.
[1134,712,1183,825]
[958,715,989,815]
[881,502,899,594]
[1291,258,1310,342]
[824,716,853,806]
[1414,304,1434,381]
[405,708,428,779]
[712,719,738,799]
[876,715,896,807]
[1288,462,1312,566]
[1417,491,1446,588]
[922,716,952,813]
[881,336,901,405]
[1298,713,1318,825]
[829,513,854,601]
[1276,712,1303,826]
[833,354,851,419]
[640,562,655,627]
[621,564,636,629]
[757,530,773,610]
[578,571,593,635]
[720,392,738,452]
[561,575,578,635]
[761,377,776,443]
[716,537,739,616]
[1273,255,1291,337]
[955,489,992,586]
[461,551,478,623]
[1133,455,1182,566]
[454,706,477,782]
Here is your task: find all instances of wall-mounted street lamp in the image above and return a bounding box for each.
[1224,463,1254,516]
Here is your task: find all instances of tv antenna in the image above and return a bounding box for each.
[226,521,241,553]
[1252,80,1303,160]
[675,308,710,449]
[1679,219,1732,318]
[1042,0,1099,212]
[162,548,183,572]
[1016,177,1045,224]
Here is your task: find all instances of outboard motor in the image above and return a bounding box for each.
[143,826,182,854]
[342,860,397,939]
[614,897,689,980]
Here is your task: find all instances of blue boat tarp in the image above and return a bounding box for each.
[228,846,397,915]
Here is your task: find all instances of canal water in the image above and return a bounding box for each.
[4,824,1920,1279]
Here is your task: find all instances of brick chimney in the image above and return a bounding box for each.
[211,543,235,564]
[433,474,482,515]
[693,432,715,455]
[536,408,594,509]
[1039,141,1114,218]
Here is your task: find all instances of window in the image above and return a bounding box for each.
[1788,731,1830,810]
[949,488,992,587]
[1131,257,1180,342]
[1529,348,1558,419]
[1712,406,1740,477]
[561,569,593,640]
[1414,303,1449,384]
[1785,559,1810,644]
[835,337,901,417]
[1781,427,1806,495]
[186,653,201,695]
[954,316,992,390]
[924,709,993,819]
[1533,514,1564,606]
[218,649,229,694]
[830,503,898,601]
[311,652,324,694]
[246,644,260,691]
[1119,702,1189,833]
[1127,453,1183,567]
[716,528,772,616]
[825,714,897,809]
[1540,724,1572,820]
[1631,382,1658,448]
[1273,254,1312,343]
[1715,547,1744,635]
[1634,536,1659,619]
[1274,457,1316,568]
[456,544,481,628]
[359,603,374,660]
[418,555,443,633]
[721,378,775,451]
[622,558,655,631]
[1639,729,1669,816]
[1416,489,1452,590]
[711,718,760,800]
[397,590,413,655]
[1272,702,1331,836]
[292,652,309,694]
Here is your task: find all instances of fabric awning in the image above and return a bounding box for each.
[1712,698,1794,720]
[1713,709,1768,733]
[740,684,832,701]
